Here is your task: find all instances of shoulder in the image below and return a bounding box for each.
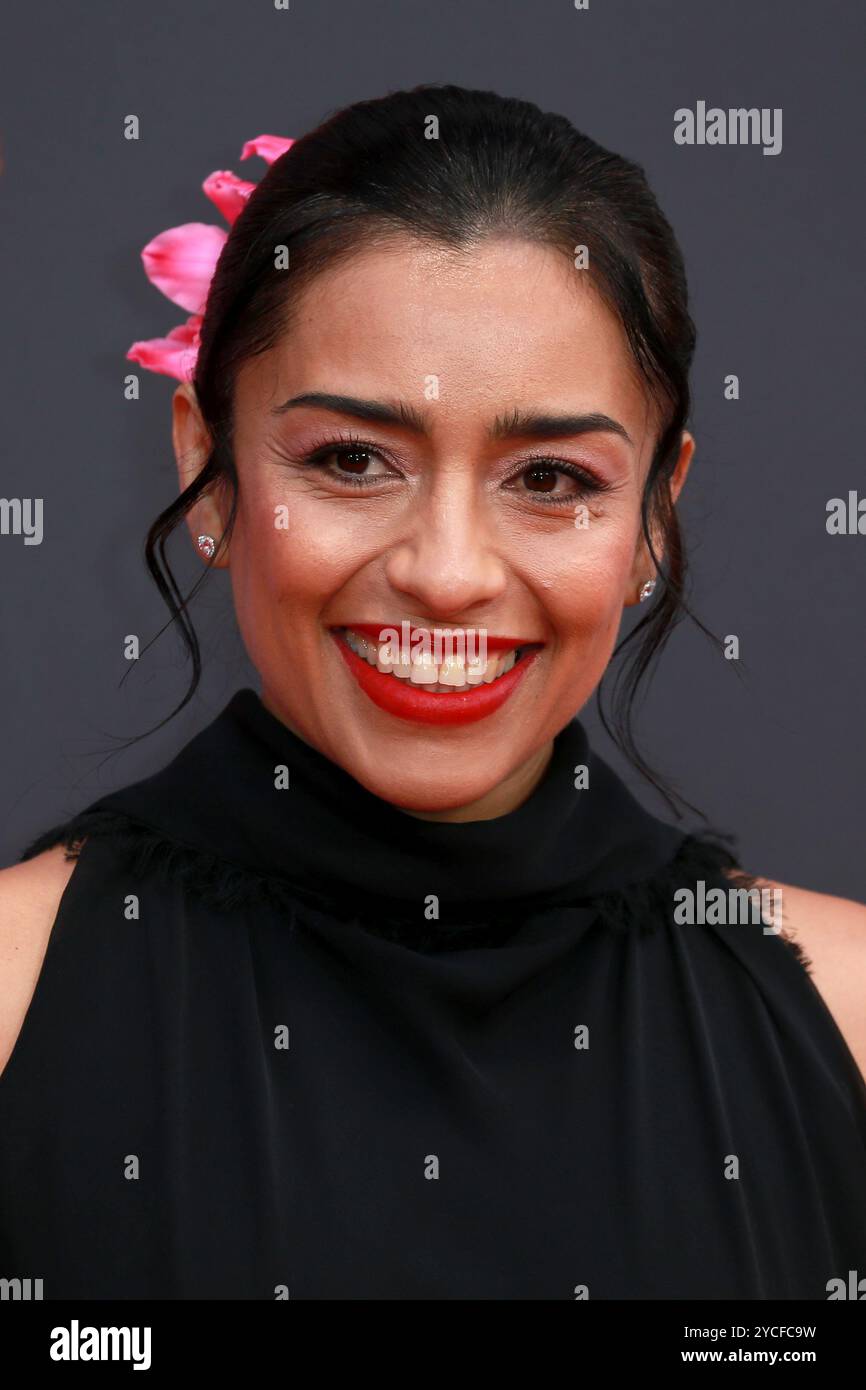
[728,868,866,1086]
[0,843,81,1077]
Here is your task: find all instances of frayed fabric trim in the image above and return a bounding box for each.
[20,808,812,965]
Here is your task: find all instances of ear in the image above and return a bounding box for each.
[171,382,231,569]
[624,429,695,606]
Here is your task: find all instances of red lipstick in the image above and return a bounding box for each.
[343,622,530,655]
[330,628,542,727]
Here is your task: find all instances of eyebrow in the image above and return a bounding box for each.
[272,392,633,448]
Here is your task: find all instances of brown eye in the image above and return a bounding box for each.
[302,442,395,485]
[504,457,611,509]
[523,465,559,493]
[332,448,373,475]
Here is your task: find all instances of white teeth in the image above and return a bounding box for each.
[409,652,438,686]
[464,660,487,686]
[340,629,527,693]
[375,645,393,673]
[438,656,473,687]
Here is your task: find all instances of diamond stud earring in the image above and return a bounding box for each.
[196,534,216,560]
[638,578,657,602]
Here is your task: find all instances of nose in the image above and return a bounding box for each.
[383,473,507,618]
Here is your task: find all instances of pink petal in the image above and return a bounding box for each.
[141,223,227,315]
[240,134,295,165]
[203,169,256,225]
[127,315,203,383]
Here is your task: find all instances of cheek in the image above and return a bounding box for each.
[229,480,374,612]
[526,521,638,641]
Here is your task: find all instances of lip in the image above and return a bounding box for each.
[342,622,536,655]
[330,628,543,726]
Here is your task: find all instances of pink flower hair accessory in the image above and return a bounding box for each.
[126,134,295,383]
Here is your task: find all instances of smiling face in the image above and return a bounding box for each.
[174,236,693,818]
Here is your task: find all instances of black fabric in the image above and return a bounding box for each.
[1,686,865,1299]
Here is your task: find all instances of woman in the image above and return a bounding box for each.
[1,84,865,1300]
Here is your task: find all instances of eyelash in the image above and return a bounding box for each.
[296,431,612,508]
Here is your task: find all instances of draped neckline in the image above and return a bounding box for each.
[76,687,688,921]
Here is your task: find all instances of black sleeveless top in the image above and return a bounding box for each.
[2,688,865,1299]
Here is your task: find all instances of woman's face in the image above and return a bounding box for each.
[174,236,693,817]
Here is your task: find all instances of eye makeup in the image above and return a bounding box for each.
[275,428,617,509]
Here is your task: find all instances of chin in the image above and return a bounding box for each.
[354,765,504,815]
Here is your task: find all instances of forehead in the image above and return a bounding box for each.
[237,235,653,440]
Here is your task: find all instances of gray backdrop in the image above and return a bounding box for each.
[2,0,863,898]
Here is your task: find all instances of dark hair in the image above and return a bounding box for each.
[137,83,713,817]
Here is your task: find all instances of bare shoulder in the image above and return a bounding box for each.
[726,867,866,1085]
[0,843,81,1077]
